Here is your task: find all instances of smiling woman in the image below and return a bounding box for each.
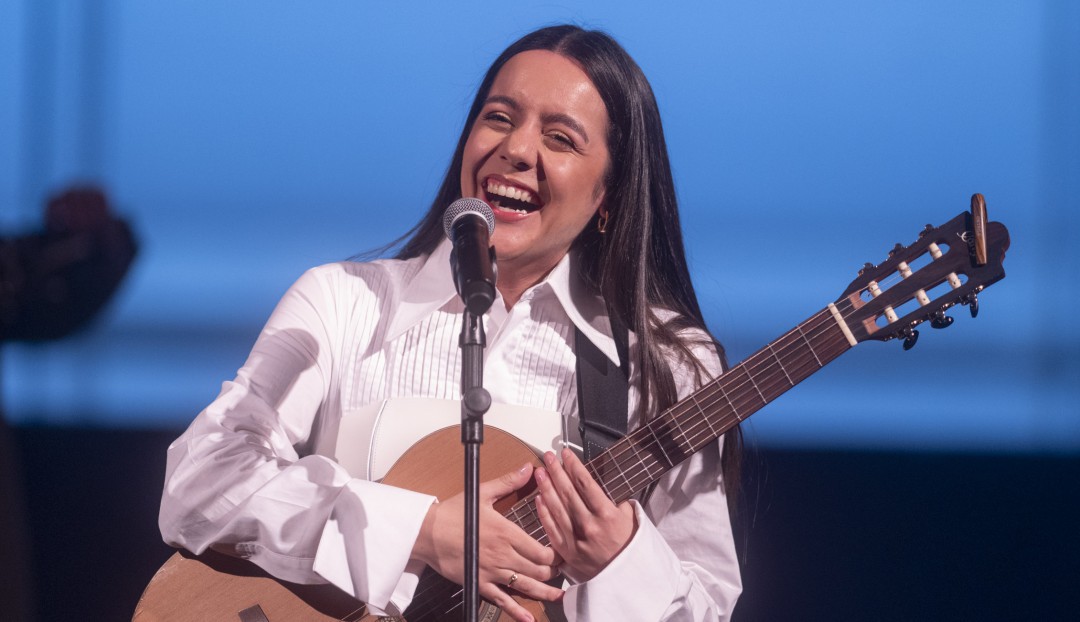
[461,50,612,307]
[158,24,741,622]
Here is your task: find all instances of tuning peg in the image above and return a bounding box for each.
[859,262,875,276]
[888,243,905,258]
[918,224,934,238]
[964,292,980,318]
[930,311,954,329]
[901,327,920,350]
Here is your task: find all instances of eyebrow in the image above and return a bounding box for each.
[483,95,591,144]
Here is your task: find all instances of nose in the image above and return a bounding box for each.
[499,126,537,171]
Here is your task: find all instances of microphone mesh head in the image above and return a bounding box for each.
[443,198,495,238]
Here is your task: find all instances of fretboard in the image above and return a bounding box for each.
[505,299,856,544]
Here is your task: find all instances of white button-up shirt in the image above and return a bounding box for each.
[159,239,741,620]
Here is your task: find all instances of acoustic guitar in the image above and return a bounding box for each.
[132,196,1010,622]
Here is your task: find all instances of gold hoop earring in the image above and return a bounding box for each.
[597,211,609,234]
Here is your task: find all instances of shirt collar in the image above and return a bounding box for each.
[386,238,459,342]
[548,249,620,367]
[387,238,620,367]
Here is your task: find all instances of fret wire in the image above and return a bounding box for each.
[746,355,785,404]
[731,365,767,411]
[770,323,818,378]
[744,366,767,403]
[645,420,675,468]
[796,322,825,367]
[630,425,665,470]
[666,408,695,456]
[595,458,615,499]
[660,414,688,459]
[767,342,795,386]
[604,450,636,500]
[691,392,719,437]
[780,321,825,370]
[599,427,665,503]
[714,376,742,421]
[595,448,634,502]
[628,433,661,480]
[592,436,660,503]
[511,502,528,527]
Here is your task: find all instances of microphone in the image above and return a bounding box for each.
[443,198,496,314]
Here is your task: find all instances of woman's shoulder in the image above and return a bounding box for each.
[295,254,427,300]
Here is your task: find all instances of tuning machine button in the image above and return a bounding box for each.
[930,311,954,329]
[901,326,920,350]
[964,292,980,318]
[859,262,875,276]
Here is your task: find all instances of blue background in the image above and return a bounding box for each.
[2,1,1077,452]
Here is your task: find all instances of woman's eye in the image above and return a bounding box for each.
[546,132,577,150]
[484,111,512,125]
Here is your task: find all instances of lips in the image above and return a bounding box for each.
[484,178,541,214]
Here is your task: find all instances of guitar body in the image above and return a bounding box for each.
[132,548,368,622]
[132,426,548,622]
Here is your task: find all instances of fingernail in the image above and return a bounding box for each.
[543,451,555,465]
[534,468,546,483]
[518,463,531,475]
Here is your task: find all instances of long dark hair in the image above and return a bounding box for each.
[397,25,741,494]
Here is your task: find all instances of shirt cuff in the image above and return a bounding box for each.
[312,478,436,615]
[561,501,682,622]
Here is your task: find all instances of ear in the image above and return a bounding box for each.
[596,206,610,234]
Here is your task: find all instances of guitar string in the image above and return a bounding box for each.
[640,239,967,472]
[590,244,968,507]
[558,293,872,515]
[507,307,846,546]
[590,248,968,506]
[402,247,962,615]
[498,252,973,609]
[410,300,857,615]
[591,311,838,503]
[406,305,851,615]
[403,575,466,620]
[600,306,851,502]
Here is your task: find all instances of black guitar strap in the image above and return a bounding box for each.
[574,314,630,462]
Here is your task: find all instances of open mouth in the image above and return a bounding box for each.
[485,180,542,214]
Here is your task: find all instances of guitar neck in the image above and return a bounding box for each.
[505,300,856,541]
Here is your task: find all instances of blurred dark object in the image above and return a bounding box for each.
[0,186,138,342]
[0,416,34,622]
[1,185,138,622]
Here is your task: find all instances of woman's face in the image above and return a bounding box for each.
[460,49,610,285]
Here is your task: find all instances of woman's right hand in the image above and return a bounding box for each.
[411,463,564,622]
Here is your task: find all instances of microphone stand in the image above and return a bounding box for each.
[460,305,490,622]
[443,199,497,622]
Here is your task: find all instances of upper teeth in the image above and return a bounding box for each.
[486,181,537,205]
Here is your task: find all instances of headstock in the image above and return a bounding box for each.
[839,194,1010,348]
